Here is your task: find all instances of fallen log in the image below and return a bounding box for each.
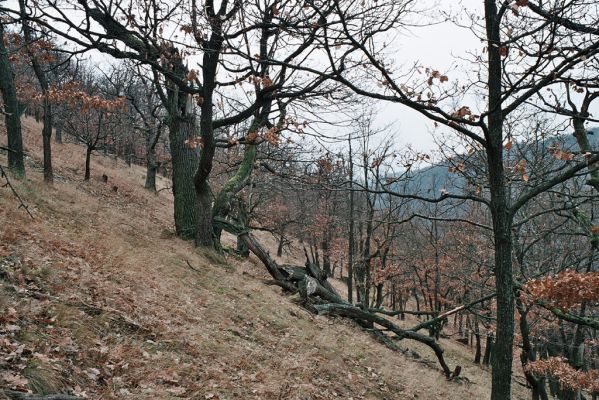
[369,308,438,317]
[214,216,455,377]
[314,303,453,379]
[409,293,496,333]
[1,391,82,400]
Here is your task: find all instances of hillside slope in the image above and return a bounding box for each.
[1,117,528,399]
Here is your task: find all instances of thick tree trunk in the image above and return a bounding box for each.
[193,13,227,248]
[0,21,25,178]
[84,146,92,181]
[488,135,514,400]
[166,78,200,239]
[145,154,158,191]
[195,176,214,247]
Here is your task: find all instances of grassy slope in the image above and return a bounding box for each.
[0,117,529,399]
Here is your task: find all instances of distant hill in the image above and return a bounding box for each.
[390,126,599,197]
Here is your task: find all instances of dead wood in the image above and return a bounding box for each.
[1,390,82,400]
[314,303,453,378]
[214,216,456,378]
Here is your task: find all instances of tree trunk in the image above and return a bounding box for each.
[193,13,229,248]
[277,231,285,257]
[144,130,158,191]
[20,0,53,183]
[54,118,63,144]
[41,98,53,182]
[166,84,200,239]
[573,116,599,191]
[0,21,25,178]
[485,2,515,398]
[375,283,384,309]
[483,333,494,366]
[347,134,354,303]
[84,146,92,181]
[322,228,331,278]
[212,143,257,244]
[474,319,482,364]
[235,197,250,257]
[145,153,158,191]
[361,151,374,309]
[518,301,549,400]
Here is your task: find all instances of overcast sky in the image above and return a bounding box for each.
[361,0,484,153]
[7,0,596,155]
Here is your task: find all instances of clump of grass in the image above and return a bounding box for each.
[216,287,227,294]
[52,304,103,343]
[195,246,227,266]
[16,326,49,348]
[23,359,64,395]
[21,262,53,286]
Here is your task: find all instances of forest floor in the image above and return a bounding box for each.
[1,117,530,399]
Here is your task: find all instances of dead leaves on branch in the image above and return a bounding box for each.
[450,106,479,122]
[524,270,599,310]
[427,70,449,86]
[525,357,599,393]
[31,85,127,114]
[549,144,575,161]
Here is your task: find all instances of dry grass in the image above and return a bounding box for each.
[0,118,530,399]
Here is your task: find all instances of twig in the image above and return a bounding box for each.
[185,259,201,273]
[0,164,33,219]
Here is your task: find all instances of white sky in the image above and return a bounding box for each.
[377,13,481,153]
[8,0,597,155]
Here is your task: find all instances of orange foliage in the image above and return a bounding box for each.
[524,270,599,310]
[525,357,599,392]
[34,84,127,113]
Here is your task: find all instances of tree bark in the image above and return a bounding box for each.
[474,318,482,364]
[572,110,599,192]
[54,117,62,144]
[212,143,257,244]
[20,0,53,183]
[166,84,200,239]
[276,231,285,257]
[84,146,92,181]
[347,134,354,303]
[484,2,514,398]
[144,127,159,191]
[0,21,25,178]
[483,332,494,366]
[192,8,228,248]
